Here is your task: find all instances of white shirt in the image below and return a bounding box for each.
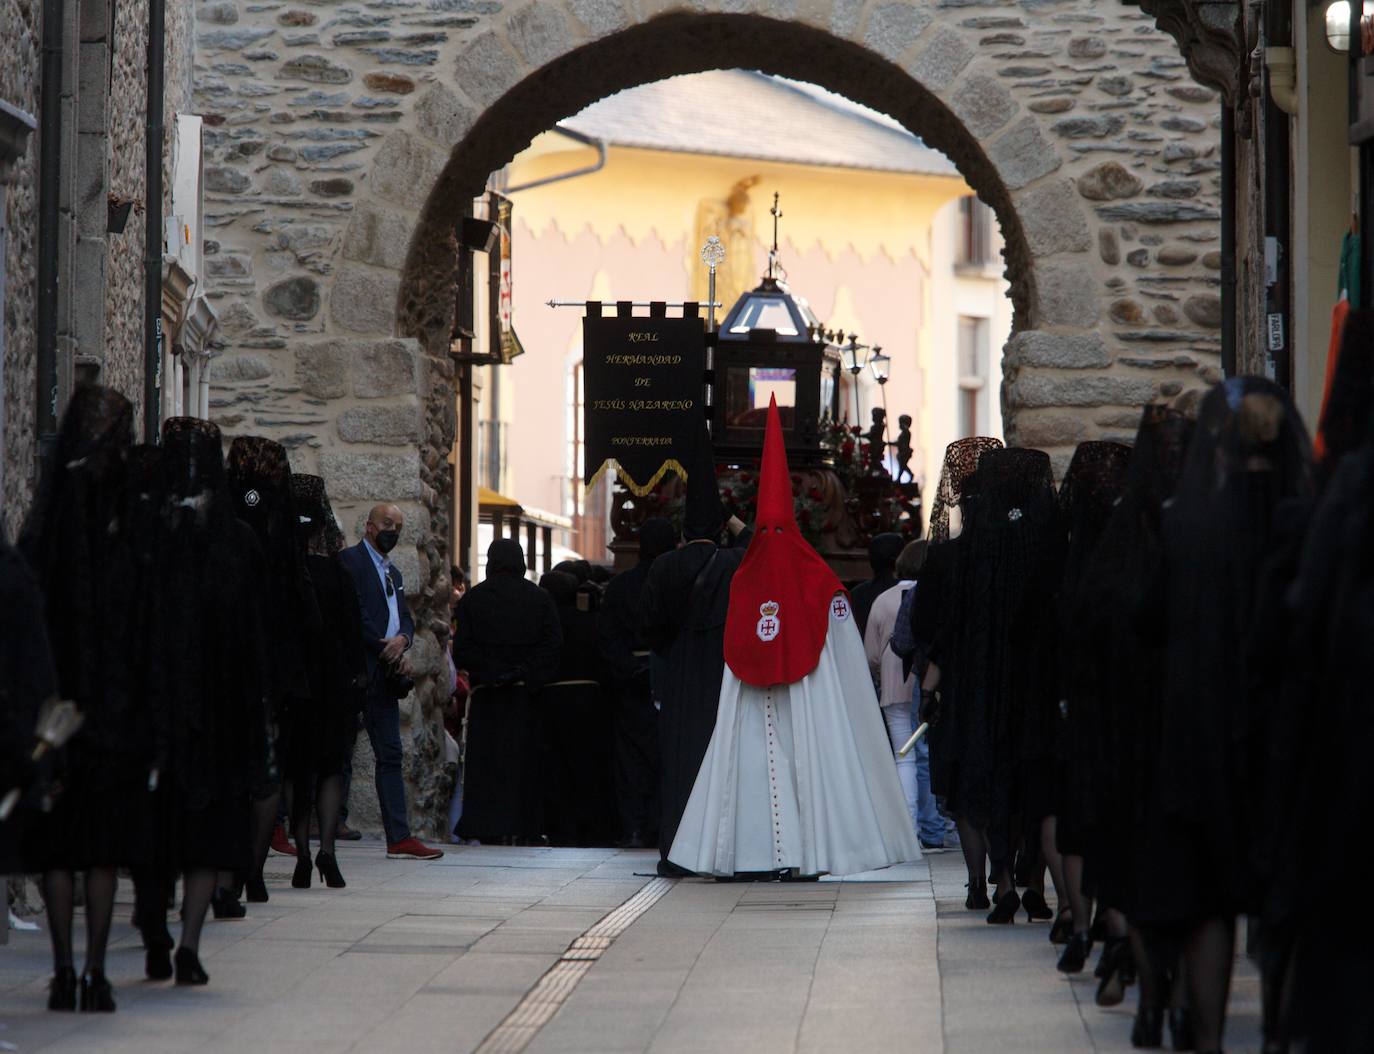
[364,537,401,639]
[863,580,916,708]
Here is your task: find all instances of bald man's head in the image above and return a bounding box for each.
[365,503,404,555]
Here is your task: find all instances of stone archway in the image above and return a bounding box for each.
[201,0,1223,833]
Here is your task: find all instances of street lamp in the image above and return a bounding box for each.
[868,348,891,466]
[842,333,867,429]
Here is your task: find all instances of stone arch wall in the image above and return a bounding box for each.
[197,0,1223,834]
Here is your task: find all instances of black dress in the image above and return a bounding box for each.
[19,385,153,871]
[1073,407,1192,915]
[453,540,562,841]
[291,473,367,779]
[1038,441,1130,853]
[152,417,272,870]
[938,448,1057,870]
[0,540,58,872]
[641,537,747,863]
[1135,378,1312,926]
[226,436,320,793]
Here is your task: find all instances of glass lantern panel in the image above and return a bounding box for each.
[725,366,797,430]
[728,296,800,336]
[819,365,836,422]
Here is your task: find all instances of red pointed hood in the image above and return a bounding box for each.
[724,397,846,687]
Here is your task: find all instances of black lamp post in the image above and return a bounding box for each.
[868,348,891,469]
[842,333,869,429]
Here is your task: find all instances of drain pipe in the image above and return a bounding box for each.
[143,0,165,440]
[505,126,607,194]
[35,0,64,455]
[1220,105,1237,379]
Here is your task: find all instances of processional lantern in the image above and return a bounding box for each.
[714,194,843,465]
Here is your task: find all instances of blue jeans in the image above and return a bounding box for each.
[364,687,411,844]
[911,734,945,845]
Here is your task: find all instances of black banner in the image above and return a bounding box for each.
[582,309,705,495]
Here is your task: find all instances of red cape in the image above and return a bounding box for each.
[724,397,846,688]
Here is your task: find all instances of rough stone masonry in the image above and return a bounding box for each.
[194,0,1223,835]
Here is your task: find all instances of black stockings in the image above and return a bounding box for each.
[955,817,989,893]
[181,868,216,953]
[290,773,342,859]
[1185,916,1235,1052]
[43,867,116,975]
[1064,854,1091,937]
[247,788,281,886]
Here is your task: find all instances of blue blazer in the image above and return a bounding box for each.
[338,539,415,675]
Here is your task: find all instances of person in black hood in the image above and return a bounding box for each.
[850,532,905,636]
[224,436,320,911]
[641,426,747,875]
[453,539,562,843]
[19,385,144,1012]
[539,570,615,846]
[599,517,677,848]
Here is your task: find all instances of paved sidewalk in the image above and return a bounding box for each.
[0,844,1263,1053]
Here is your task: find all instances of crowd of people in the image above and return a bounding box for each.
[882,322,1373,1053]
[0,389,441,1012]
[4,316,1373,1053]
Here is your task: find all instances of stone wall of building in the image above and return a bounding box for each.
[1,0,42,539]
[103,0,198,426]
[194,0,1227,835]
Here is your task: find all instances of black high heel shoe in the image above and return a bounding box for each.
[965,882,990,910]
[48,966,77,1011]
[1095,938,1133,1007]
[211,887,246,920]
[146,944,173,981]
[986,889,1020,924]
[174,947,209,986]
[1057,931,1093,973]
[1131,1006,1164,1049]
[1168,1006,1195,1051]
[245,872,269,903]
[79,970,116,1012]
[316,850,346,889]
[1021,888,1053,922]
[1049,908,1073,945]
[292,854,313,889]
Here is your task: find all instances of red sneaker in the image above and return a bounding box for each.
[270,824,296,857]
[386,837,444,861]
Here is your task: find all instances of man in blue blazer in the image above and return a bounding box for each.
[337,503,443,860]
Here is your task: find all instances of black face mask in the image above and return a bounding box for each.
[373,528,400,554]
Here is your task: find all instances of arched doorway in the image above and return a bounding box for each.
[280,2,1222,832]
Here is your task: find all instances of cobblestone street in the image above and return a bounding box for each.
[1,846,1261,1053]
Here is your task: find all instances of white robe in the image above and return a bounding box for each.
[669,598,922,877]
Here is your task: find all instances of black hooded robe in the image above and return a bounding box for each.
[641,539,746,865]
[453,540,562,841]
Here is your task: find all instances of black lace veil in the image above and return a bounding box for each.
[928,436,1004,543]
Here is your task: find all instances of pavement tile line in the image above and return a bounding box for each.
[473,876,676,1054]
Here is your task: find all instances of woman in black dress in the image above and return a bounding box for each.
[19,385,145,1012]
[909,437,1002,910]
[137,417,272,985]
[1036,440,1130,976]
[1138,379,1311,1054]
[225,436,320,907]
[288,474,366,888]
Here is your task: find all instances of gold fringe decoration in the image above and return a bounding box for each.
[585,458,688,498]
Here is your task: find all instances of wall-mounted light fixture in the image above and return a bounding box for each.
[1326,1,1374,53]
